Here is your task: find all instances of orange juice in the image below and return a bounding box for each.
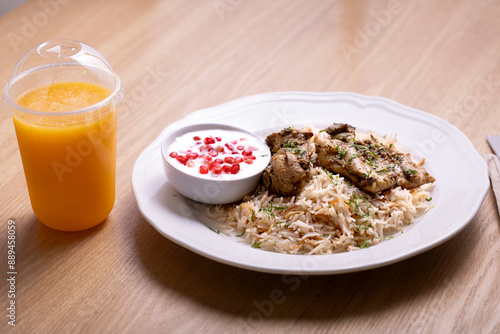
[13,82,116,231]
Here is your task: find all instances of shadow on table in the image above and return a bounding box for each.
[131,185,486,331]
[14,213,107,273]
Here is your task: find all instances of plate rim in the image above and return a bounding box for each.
[131,91,490,275]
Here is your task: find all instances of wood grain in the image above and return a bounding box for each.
[1,0,499,333]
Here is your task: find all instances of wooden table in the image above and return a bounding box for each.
[1,0,499,333]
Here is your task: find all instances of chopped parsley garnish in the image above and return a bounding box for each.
[359,240,369,249]
[334,145,348,159]
[284,127,292,133]
[236,228,246,237]
[376,165,393,173]
[324,168,338,184]
[283,140,298,148]
[355,224,372,230]
[251,210,255,222]
[293,147,308,157]
[259,206,274,216]
[348,153,361,162]
[366,157,377,167]
[351,142,366,151]
[252,241,262,248]
[283,140,307,157]
[425,197,433,202]
[406,169,418,174]
[259,203,287,216]
[209,227,220,234]
[345,193,371,218]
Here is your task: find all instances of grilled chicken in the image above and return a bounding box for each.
[315,123,435,193]
[261,127,313,196]
[265,127,313,154]
[262,150,311,196]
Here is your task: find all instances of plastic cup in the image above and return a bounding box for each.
[3,40,123,231]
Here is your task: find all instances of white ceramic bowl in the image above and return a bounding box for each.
[160,123,271,204]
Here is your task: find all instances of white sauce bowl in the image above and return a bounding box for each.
[161,123,271,204]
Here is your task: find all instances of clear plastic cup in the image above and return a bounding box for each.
[3,40,123,231]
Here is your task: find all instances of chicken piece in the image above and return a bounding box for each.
[265,127,313,154]
[262,150,311,196]
[316,123,435,193]
[324,123,356,138]
[260,127,314,196]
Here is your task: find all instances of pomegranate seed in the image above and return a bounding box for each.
[214,158,224,164]
[222,165,231,173]
[224,156,234,164]
[242,149,252,156]
[231,140,237,144]
[187,152,199,160]
[249,146,259,151]
[245,159,254,164]
[215,136,222,141]
[169,152,178,158]
[193,136,201,141]
[199,165,209,174]
[215,145,225,153]
[204,137,216,144]
[234,157,244,163]
[208,161,221,171]
[225,143,235,151]
[187,161,195,167]
[209,150,218,157]
[204,155,212,163]
[212,164,222,174]
[176,155,188,164]
[209,162,221,171]
[231,151,238,154]
[237,145,244,150]
[230,163,240,174]
[246,155,256,160]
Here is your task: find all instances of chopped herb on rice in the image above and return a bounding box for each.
[204,128,434,255]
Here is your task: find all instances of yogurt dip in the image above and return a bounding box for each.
[166,129,270,179]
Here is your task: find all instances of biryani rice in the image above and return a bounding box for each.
[204,129,434,255]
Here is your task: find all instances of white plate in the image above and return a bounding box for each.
[131,92,489,275]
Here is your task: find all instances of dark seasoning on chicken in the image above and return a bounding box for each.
[262,123,435,196]
[262,127,313,196]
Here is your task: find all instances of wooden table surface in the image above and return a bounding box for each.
[1,0,500,333]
